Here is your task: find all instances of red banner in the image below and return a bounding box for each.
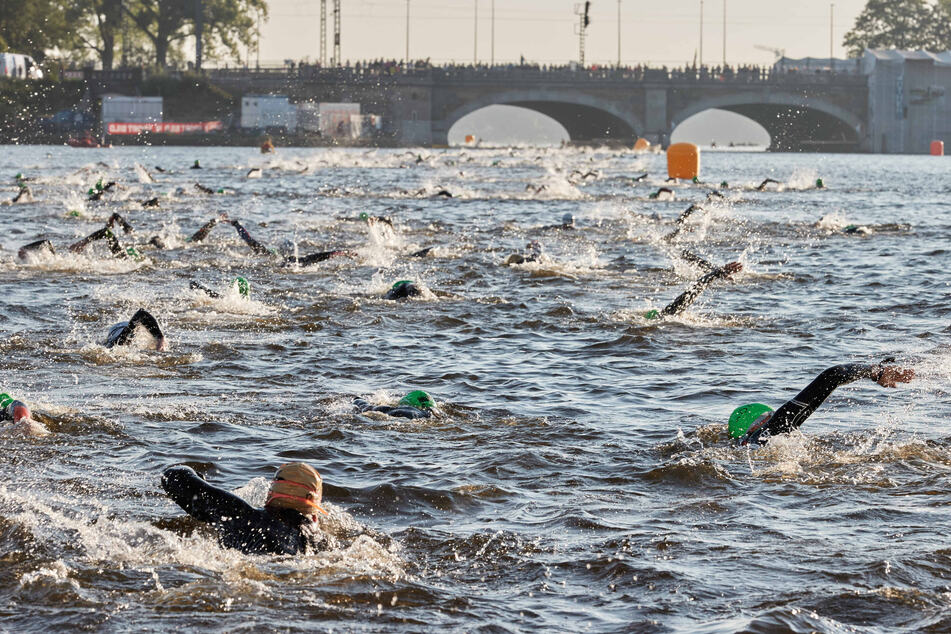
[107,121,223,135]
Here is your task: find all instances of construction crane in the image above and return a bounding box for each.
[754,44,785,60]
[333,0,341,66]
[574,2,591,66]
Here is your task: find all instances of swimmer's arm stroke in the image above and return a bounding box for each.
[161,466,256,526]
[660,261,742,317]
[743,362,915,443]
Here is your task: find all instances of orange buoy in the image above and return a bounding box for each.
[465,134,476,144]
[930,140,944,156]
[633,137,650,151]
[667,143,700,180]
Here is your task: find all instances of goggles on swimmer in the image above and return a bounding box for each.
[728,403,774,439]
[399,390,435,410]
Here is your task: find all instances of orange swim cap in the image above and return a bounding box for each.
[266,463,327,516]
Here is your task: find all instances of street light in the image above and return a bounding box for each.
[405,0,410,65]
[617,0,621,67]
[474,0,478,64]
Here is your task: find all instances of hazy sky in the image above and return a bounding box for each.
[257,0,868,67]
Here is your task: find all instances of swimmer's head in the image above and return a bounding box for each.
[562,213,575,227]
[266,462,327,518]
[193,160,200,167]
[720,181,729,188]
[399,390,435,410]
[644,309,660,320]
[2,396,31,423]
[234,276,251,299]
[728,403,773,438]
[359,212,370,222]
[391,280,414,291]
[816,178,824,189]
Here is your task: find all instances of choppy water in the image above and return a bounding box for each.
[1,144,950,632]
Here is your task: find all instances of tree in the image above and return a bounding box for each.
[124,0,267,68]
[843,0,951,57]
[0,0,73,60]
[71,0,123,69]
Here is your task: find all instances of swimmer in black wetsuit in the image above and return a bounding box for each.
[105,308,166,350]
[190,276,251,300]
[383,280,422,301]
[12,182,32,203]
[728,361,915,446]
[649,187,675,200]
[663,204,704,242]
[229,219,355,267]
[540,213,575,231]
[755,178,780,191]
[0,393,48,435]
[353,390,435,420]
[18,213,138,261]
[161,462,329,555]
[644,254,742,320]
[504,240,543,265]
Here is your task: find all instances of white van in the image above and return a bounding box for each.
[0,53,44,79]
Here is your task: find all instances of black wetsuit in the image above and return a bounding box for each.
[384,283,422,301]
[105,308,164,348]
[663,204,704,241]
[657,255,734,317]
[230,220,351,267]
[353,398,431,420]
[18,213,134,260]
[161,466,326,555]
[740,363,883,446]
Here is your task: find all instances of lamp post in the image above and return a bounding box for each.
[405,0,410,65]
[699,0,703,68]
[722,0,726,67]
[474,0,478,64]
[617,0,621,67]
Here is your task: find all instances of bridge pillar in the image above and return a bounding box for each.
[644,88,668,145]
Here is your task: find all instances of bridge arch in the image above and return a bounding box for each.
[670,92,864,151]
[438,89,644,145]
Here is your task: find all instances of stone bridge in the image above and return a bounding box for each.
[90,65,870,151]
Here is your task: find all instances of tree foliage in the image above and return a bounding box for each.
[0,0,73,59]
[843,0,951,57]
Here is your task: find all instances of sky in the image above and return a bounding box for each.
[256,0,869,67]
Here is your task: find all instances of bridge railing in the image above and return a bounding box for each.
[93,63,867,87]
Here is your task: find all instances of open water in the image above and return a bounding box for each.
[0,144,949,632]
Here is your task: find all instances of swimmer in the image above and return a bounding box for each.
[194,183,215,194]
[190,277,251,299]
[649,187,675,200]
[663,204,704,242]
[632,173,648,183]
[816,178,825,189]
[161,462,329,555]
[644,257,742,320]
[105,308,166,350]
[540,213,575,231]
[353,390,435,420]
[142,197,160,208]
[755,178,780,191]
[230,219,355,266]
[191,160,202,169]
[504,240,543,265]
[383,280,421,301]
[12,183,33,203]
[185,213,230,243]
[247,167,262,178]
[18,213,137,260]
[728,360,915,446]
[409,246,435,258]
[525,184,548,195]
[0,393,48,436]
[359,212,393,227]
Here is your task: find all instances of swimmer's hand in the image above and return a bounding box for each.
[722,262,743,277]
[876,366,914,388]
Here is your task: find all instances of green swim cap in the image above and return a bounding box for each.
[217,188,224,194]
[816,178,824,188]
[87,188,95,196]
[359,212,370,221]
[0,393,12,409]
[644,309,660,320]
[399,390,435,410]
[720,181,729,188]
[66,210,81,218]
[692,176,700,183]
[391,280,413,291]
[95,178,104,190]
[728,403,773,438]
[126,246,142,260]
[234,276,250,299]
[15,173,22,180]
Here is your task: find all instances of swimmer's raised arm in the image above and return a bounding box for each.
[659,262,742,317]
[739,363,915,445]
[230,220,272,256]
[161,466,255,526]
[68,227,123,256]
[187,214,229,243]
